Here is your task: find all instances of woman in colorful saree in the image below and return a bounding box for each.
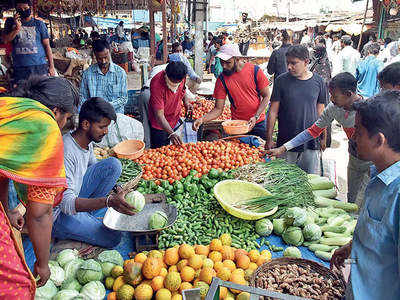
[0,76,79,299]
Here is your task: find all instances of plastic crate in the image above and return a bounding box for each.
[125,89,141,114]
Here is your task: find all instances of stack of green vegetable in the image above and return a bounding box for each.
[117,159,142,185]
[35,249,123,300]
[136,169,262,251]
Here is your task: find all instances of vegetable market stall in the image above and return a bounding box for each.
[25,139,356,299]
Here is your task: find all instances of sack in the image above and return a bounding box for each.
[95,113,144,148]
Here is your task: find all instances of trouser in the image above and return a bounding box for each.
[281,149,321,175]
[139,87,151,148]
[248,119,266,140]
[12,64,48,85]
[239,41,250,56]
[150,120,182,149]
[52,157,122,248]
[347,154,371,209]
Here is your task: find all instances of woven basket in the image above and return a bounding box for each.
[250,258,346,299]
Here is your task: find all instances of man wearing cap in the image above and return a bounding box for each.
[338,35,360,76]
[192,44,271,139]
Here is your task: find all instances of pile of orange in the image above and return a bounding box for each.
[135,140,262,182]
[106,234,272,300]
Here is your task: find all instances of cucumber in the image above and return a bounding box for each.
[315,196,358,212]
[315,250,333,261]
[313,188,338,199]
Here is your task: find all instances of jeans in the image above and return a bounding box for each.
[282,149,321,175]
[248,120,266,139]
[347,154,371,208]
[239,41,250,56]
[52,158,122,248]
[139,88,151,148]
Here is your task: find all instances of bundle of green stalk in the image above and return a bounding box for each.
[117,159,142,185]
[232,160,315,218]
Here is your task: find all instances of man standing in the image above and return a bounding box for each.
[238,13,251,56]
[338,35,360,76]
[148,61,193,148]
[193,44,271,139]
[267,30,291,80]
[265,45,326,174]
[115,21,125,43]
[356,43,384,98]
[331,90,400,300]
[53,98,135,248]
[3,0,55,84]
[80,39,127,113]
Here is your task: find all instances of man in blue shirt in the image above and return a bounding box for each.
[331,90,400,299]
[3,0,55,85]
[356,42,384,98]
[80,39,128,113]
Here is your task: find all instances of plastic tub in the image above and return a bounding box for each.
[222,120,250,135]
[113,139,145,159]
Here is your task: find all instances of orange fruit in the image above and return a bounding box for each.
[160,268,168,277]
[222,260,236,272]
[179,244,195,259]
[229,274,247,294]
[231,269,245,277]
[209,251,222,263]
[256,255,268,266]
[210,239,223,252]
[213,261,224,273]
[151,276,165,291]
[221,246,235,261]
[135,253,148,264]
[199,267,216,285]
[216,267,231,281]
[180,266,195,282]
[177,259,188,272]
[248,250,260,263]
[234,249,248,262]
[188,255,203,270]
[169,265,178,273]
[156,288,172,300]
[164,248,180,266]
[195,245,210,256]
[247,262,258,271]
[142,257,162,279]
[180,282,193,293]
[236,255,250,270]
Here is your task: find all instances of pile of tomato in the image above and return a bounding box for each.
[181,97,231,120]
[134,140,263,182]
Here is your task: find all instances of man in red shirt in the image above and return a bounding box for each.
[148,61,193,148]
[193,44,271,139]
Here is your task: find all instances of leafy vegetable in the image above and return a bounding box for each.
[56,249,79,268]
[282,226,304,246]
[255,218,273,236]
[80,281,106,300]
[149,210,168,230]
[303,223,322,241]
[63,258,84,281]
[272,218,287,236]
[76,259,103,285]
[97,250,124,266]
[61,278,82,292]
[35,279,58,299]
[283,247,302,258]
[53,289,80,300]
[125,191,145,212]
[49,263,65,286]
[284,207,307,227]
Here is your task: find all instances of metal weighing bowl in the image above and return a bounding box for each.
[103,203,177,234]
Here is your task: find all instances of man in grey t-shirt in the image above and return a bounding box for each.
[52,98,135,248]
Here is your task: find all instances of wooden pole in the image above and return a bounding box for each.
[162,0,168,63]
[170,0,175,42]
[149,1,156,66]
[357,0,370,51]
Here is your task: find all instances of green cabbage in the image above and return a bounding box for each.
[49,263,65,286]
[63,258,84,281]
[283,246,302,258]
[61,278,82,292]
[149,210,168,230]
[35,279,58,299]
[53,289,80,300]
[56,249,79,268]
[48,260,60,268]
[284,207,307,227]
[303,223,322,241]
[282,226,304,246]
[272,218,287,236]
[80,281,106,300]
[255,218,273,236]
[97,250,124,277]
[76,259,103,285]
[125,190,145,212]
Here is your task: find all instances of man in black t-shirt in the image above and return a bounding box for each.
[265,45,326,174]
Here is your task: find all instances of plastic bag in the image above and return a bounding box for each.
[95,113,144,148]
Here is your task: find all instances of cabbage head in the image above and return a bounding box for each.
[283,246,302,258]
[76,259,103,285]
[48,260,60,268]
[303,223,322,241]
[53,289,80,300]
[284,207,307,227]
[272,218,287,236]
[125,190,145,212]
[97,250,124,277]
[35,279,58,299]
[282,226,304,246]
[61,278,82,292]
[49,263,65,286]
[255,218,273,236]
[149,210,168,230]
[56,249,79,268]
[63,258,84,281]
[80,281,106,300]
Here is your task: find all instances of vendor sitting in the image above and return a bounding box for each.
[52,97,135,248]
[148,61,193,148]
[80,39,128,113]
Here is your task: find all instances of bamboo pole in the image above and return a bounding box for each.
[357,0,370,51]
